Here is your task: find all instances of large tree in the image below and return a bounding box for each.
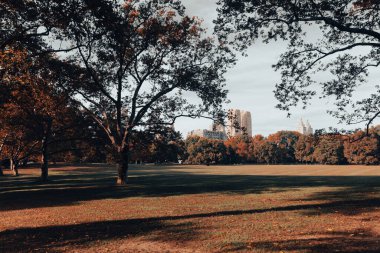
[216,0,380,131]
[1,0,233,184]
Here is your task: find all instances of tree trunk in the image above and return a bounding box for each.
[41,152,48,182]
[116,146,129,185]
[40,119,52,182]
[10,159,19,176]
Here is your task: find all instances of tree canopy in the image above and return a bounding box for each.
[215,0,380,131]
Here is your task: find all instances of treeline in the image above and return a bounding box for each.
[2,125,380,177]
[183,129,380,165]
[48,128,380,166]
[84,128,380,166]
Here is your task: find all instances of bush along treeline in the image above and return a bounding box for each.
[182,128,380,165]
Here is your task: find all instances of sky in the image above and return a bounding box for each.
[174,0,380,137]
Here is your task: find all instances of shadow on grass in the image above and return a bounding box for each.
[2,209,380,252]
[1,164,380,214]
[0,218,202,253]
[220,230,380,252]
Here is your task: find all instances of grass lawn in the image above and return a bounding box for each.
[1,164,380,252]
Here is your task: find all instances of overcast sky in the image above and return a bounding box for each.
[175,0,380,137]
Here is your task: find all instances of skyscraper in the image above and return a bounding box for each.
[297,118,313,135]
[226,109,252,137]
[240,110,252,137]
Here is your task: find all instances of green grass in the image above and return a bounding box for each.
[1,164,380,252]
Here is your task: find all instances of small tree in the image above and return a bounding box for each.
[0,124,39,176]
[295,135,316,164]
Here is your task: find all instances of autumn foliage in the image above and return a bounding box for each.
[183,128,380,165]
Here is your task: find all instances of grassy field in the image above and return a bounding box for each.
[1,164,380,252]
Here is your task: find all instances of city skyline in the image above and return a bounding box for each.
[188,108,253,140]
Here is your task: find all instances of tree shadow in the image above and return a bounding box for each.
[220,230,380,252]
[2,165,380,252]
[1,164,380,214]
[2,207,380,252]
[294,180,380,216]
[0,218,203,253]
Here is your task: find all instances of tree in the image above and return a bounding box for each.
[0,48,86,180]
[295,134,316,163]
[252,134,265,163]
[254,141,282,164]
[0,122,38,176]
[267,131,300,163]
[59,0,232,184]
[185,136,228,165]
[216,0,380,131]
[129,130,154,164]
[224,135,254,163]
[313,135,346,164]
[129,126,184,164]
[344,130,380,164]
[2,0,233,184]
[149,127,184,164]
[0,132,5,176]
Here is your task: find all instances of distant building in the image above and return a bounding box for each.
[297,119,313,135]
[226,109,252,137]
[210,122,226,133]
[188,129,227,140]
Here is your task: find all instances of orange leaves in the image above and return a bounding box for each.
[136,27,145,36]
[344,130,380,165]
[1,47,66,119]
[353,0,379,9]
[1,49,32,86]
[122,0,134,10]
[0,49,31,79]
[189,25,200,36]
[128,10,140,24]
[124,0,140,24]
[130,4,203,48]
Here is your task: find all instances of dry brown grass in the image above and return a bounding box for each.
[1,164,380,252]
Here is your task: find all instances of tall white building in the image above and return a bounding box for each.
[297,118,313,135]
[226,109,252,137]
